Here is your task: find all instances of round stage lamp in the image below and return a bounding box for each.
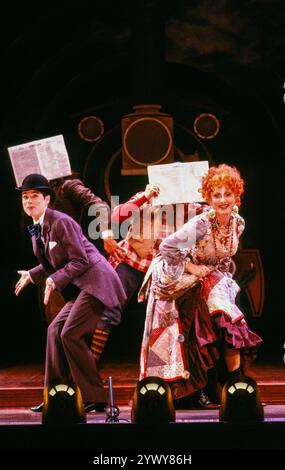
[219,375,264,422]
[42,384,86,425]
[131,376,175,424]
[78,116,104,142]
[193,113,220,140]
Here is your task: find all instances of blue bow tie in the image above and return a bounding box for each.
[27,223,41,240]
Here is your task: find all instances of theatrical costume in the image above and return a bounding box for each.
[139,209,262,400]
[28,207,126,403]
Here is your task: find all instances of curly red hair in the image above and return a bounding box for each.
[200,164,244,206]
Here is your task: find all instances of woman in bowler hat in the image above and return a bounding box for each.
[15,174,126,412]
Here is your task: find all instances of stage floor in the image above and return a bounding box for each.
[0,404,285,426]
[0,361,285,453]
[1,359,285,408]
[0,360,285,425]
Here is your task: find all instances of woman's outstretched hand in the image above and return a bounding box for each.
[15,270,31,296]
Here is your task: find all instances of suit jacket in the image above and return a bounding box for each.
[29,208,126,309]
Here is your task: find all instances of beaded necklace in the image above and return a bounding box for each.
[210,214,234,258]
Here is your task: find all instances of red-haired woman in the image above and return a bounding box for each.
[139,164,262,407]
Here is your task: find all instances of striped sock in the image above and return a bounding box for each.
[91,328,109,361]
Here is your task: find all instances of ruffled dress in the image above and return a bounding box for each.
[139,210,262,400]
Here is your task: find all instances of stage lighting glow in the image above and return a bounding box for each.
[42,383,86,425]
[49,384,76,396]
[219,375,264,422]
[228,382,255,394]
[140,383,166,395]
[131,376,175,424]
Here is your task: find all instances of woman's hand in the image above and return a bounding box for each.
[43,277,56,305]
[15,270,31,296]
[103,238,125,262]
[144,183,160,200]
[185,261,211,278]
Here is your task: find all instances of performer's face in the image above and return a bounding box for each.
[22,190,50,221]
[210,185,236,219]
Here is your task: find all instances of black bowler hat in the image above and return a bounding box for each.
[16,173,55,201]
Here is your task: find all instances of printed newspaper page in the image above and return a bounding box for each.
[147,161,209,205]
[8,134,71,186]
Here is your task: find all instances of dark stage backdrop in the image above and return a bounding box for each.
[0,0,284,367]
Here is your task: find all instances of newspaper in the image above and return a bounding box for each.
[8,134,71,186]
[147,161,209,205]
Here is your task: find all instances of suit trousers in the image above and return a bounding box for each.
[45,290,106,403]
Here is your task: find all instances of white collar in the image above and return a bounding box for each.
[33,209,46,225]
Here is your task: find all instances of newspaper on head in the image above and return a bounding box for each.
[147,160,209,205]
[8,134,72,187]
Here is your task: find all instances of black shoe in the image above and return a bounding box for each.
[84,402,107,413]
[193,390,220,410]
[30,402,44,412]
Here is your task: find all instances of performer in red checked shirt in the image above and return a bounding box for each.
[100,184,162,331]
[103,183,199,324]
